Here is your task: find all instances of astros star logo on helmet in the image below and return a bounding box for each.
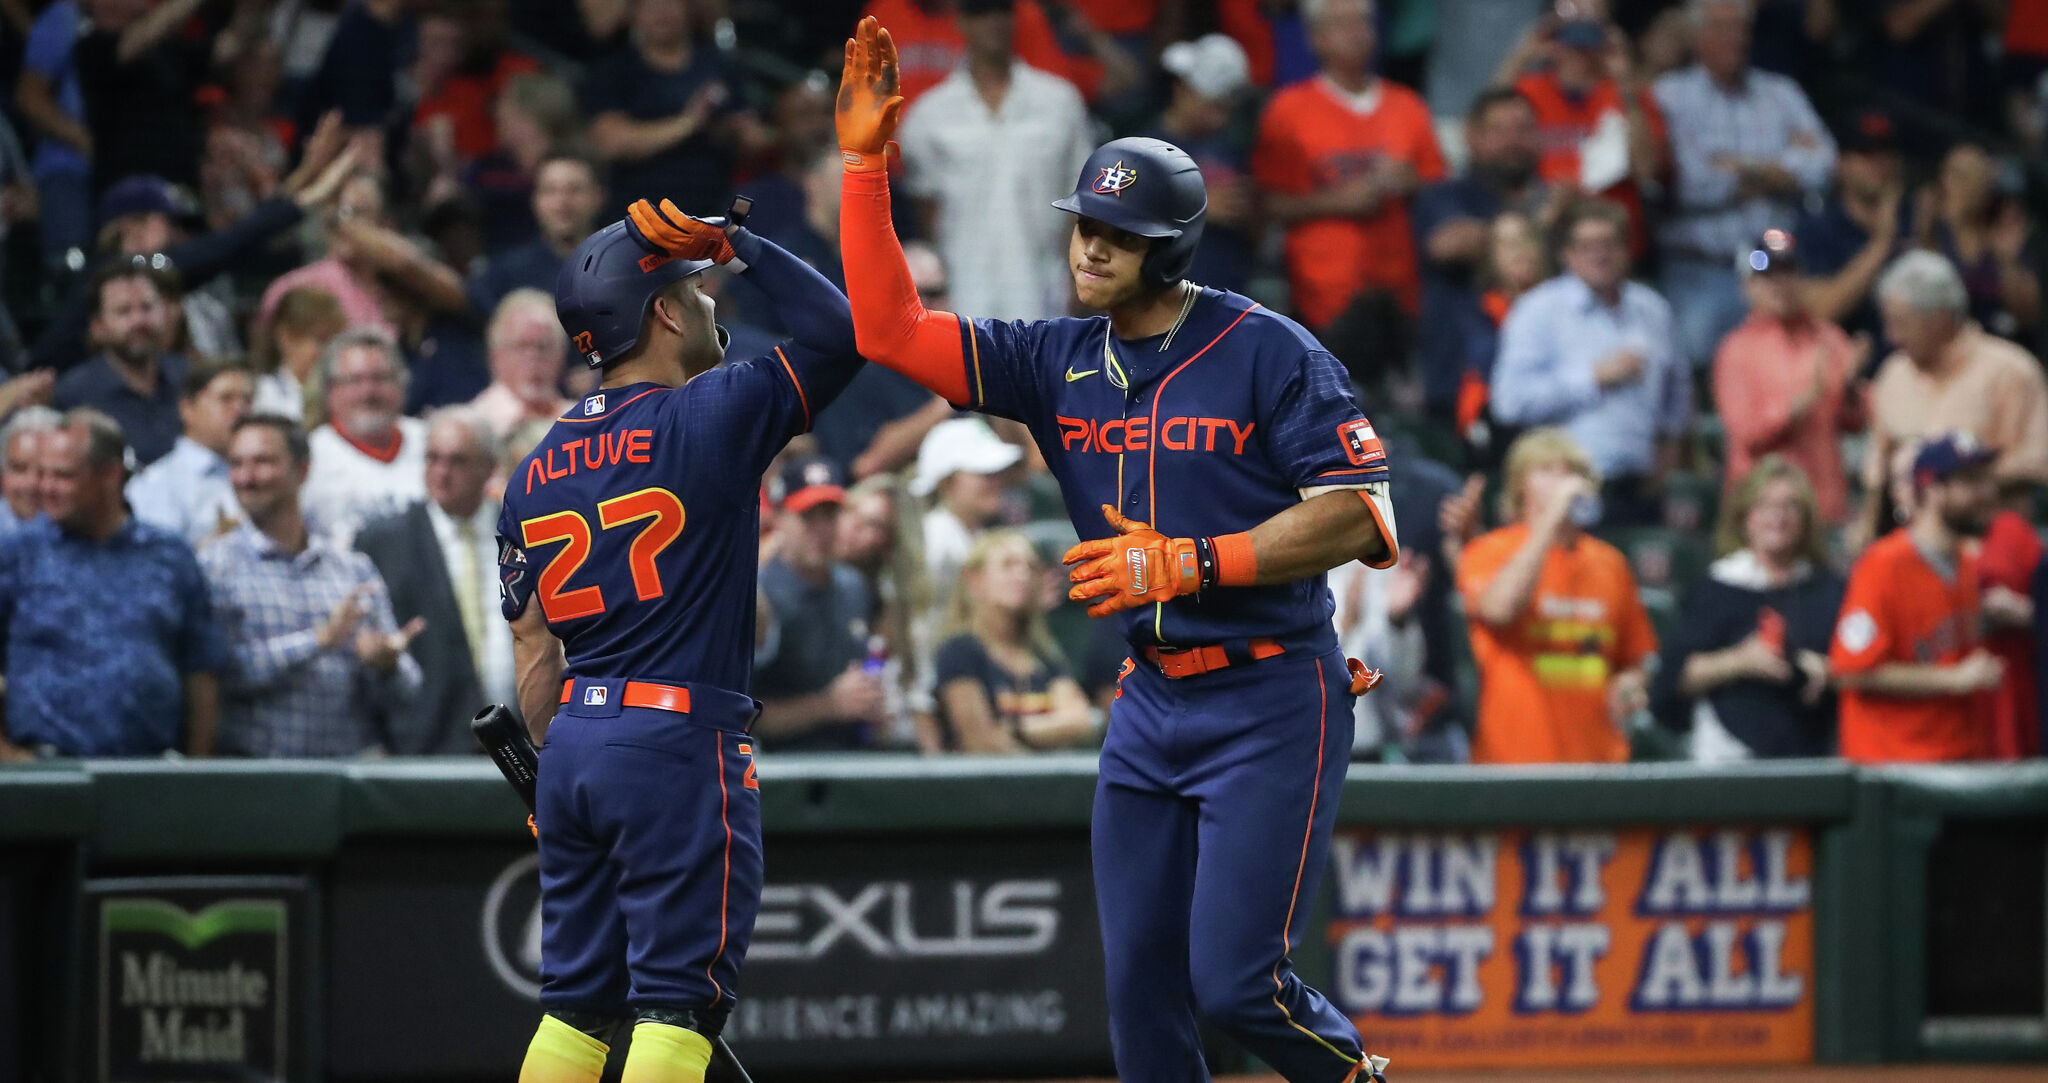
[1093,161,1139,196]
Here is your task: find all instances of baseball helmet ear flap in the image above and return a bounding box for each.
[555,219,716,369]
[1052,136,1207,291]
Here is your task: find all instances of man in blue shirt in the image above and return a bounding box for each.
[582,0,757,219]
[466,151,608,316]
[54,262,189,466]
[202,415,423,758]
[0,406,60,537]
[0,409,222,759]
[1652,0,1835,369]
[1492,199,1690,527]
[126,357,254,544]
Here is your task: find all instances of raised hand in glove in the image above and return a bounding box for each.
[626,197,736,264]
[836,15,903,171]
[1062,506,1205,618]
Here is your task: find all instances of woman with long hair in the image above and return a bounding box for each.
[926,530,1094,753]
[1650,455,1847,760]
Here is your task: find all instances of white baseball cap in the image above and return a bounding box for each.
[911,417,1024,497]
[1161,34,1251,103]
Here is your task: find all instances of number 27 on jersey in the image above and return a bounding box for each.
[519,487,686,621]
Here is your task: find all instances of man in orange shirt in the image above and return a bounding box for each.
[1833,433,2004,763]
[1494,0,1665,257]
[1457,428,1657,763]
[1253,0,1445,329]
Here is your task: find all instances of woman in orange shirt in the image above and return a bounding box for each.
[1456,428,1658,763]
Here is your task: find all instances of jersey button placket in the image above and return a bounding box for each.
[1124,387,1144,512]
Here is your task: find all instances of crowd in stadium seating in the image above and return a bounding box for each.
[0,0,2046,766]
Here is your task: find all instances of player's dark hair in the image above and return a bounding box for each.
[180,355,254,401]
[233,413,311,466]
[1466,86,1532,127]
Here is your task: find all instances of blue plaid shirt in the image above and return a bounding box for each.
[0,516,223,755]
[199,523,421,757]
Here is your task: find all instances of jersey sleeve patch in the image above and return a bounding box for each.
[1835,608,1877,654]
[1338,418,1387,468]
[498,535,535,620]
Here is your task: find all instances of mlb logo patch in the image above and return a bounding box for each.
[1338,419,1385,468]
[584,394,606,416]
[583,686,608,706]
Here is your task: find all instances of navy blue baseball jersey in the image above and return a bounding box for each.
[959,287,1392,647]
[497,348,843,692]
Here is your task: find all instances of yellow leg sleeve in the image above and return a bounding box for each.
[619,1020,714,1083]
[518,1014,610,1083]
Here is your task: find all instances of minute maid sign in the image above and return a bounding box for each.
[89,877,303,1083]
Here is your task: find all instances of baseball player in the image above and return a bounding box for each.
[835,18,1396,1083]
[496,197,862,1083]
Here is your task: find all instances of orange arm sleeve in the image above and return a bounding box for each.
[840,167,975,406]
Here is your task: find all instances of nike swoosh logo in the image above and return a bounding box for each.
[1065,368,1098,383]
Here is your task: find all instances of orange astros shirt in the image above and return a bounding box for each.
[1832,529,1991,763]
[1457,524,1656,764]
[1514,71,1665,258]
[1253,76,1445,328]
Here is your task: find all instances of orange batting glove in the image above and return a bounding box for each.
[836,16,903,172]
[626,197,736,264]
[1063,505,1203,618]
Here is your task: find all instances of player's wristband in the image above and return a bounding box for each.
[1198,532,1257,589]
[840,144,892,173]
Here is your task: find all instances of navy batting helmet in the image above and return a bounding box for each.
[555,218,716,369]
[1052,136,1207,291]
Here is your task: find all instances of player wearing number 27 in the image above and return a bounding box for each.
[494,195,864,1083]
[837,17,1396,1083]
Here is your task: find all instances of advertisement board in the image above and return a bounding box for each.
[1325,826,1814,1068]
[84,876,309,1083]
[326,833,1109,1079]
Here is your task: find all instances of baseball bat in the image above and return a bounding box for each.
[471,705,756,1083]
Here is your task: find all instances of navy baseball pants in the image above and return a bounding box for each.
[1095,645,1367,1083]
[534,678,762,1019]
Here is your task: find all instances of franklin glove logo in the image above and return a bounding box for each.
[1126,549,1150,596]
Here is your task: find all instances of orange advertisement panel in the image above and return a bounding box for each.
[1324,826,1814,1068]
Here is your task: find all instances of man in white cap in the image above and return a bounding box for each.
[1140,33,1256,294]
[912,416,1025,596]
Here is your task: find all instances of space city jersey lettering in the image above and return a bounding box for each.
[960,287,1388,647]
[1055,415,1256,455]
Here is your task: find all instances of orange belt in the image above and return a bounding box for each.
[559,679,693,714]
[1141,637,1285,679]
